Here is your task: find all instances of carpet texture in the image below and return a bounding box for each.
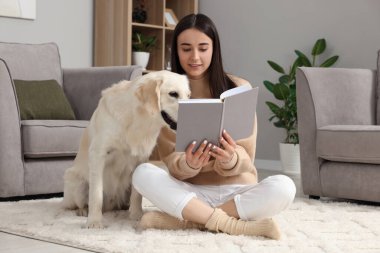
[0,197,379,253]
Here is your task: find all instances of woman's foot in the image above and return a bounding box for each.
[205,208,281,240]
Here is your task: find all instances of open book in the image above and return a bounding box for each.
[175,85,259,152]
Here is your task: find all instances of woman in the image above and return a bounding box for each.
[132,13,296,240]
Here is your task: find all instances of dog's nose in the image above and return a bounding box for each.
[170,122,177,131]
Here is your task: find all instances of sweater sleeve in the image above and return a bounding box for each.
[155,127,202,180]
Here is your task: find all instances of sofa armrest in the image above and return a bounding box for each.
[63,65,143,120]
[0,59,25,197]
[296,67,377,197]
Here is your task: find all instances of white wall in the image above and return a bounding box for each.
[0,0,93,67]
[200,0,380,163]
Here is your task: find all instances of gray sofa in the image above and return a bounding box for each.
[0,42,142,198]
[296,51,380,203]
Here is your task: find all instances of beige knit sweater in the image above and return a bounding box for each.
[151,74,258,185]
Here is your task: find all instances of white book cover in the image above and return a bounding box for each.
[175,85,259,152]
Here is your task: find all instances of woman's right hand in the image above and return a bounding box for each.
[185,140,212,169]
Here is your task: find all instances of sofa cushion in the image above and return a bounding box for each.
[14,79,76,120]
[0,42,63,85]
[21,120,88,158]
[317,125,380,164]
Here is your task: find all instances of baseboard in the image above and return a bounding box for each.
[254,159,282,171]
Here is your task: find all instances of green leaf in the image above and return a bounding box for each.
[266,101,281,114]
[320,55,339,67]
[263,80,275,93]
[295,50,312,67]
[132,31,157,52]
[289,57,302,79]
[268,115,277,121]
[273,83,289,100]
[279,75,291,84]
[289,83,296,93]
[274,120,286,128]
[267,61,285,74]
[312,38,326,56]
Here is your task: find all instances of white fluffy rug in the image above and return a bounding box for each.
[0,197,379,253]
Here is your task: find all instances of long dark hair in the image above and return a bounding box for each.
[171,13,237,98]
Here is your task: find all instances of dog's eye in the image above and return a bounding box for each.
[169,91,179,98]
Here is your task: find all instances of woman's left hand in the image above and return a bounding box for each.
[209,130,237,163]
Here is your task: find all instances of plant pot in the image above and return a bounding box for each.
[279,143,300,174]
[132,52,150,70]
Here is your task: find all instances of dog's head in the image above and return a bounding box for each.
[135,70,190,130]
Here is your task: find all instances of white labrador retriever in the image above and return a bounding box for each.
[62,70,190,228]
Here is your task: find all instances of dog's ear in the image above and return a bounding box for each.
[135,77,163,114]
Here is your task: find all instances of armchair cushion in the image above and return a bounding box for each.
[317,125,380,164]
[21,120,88,158]
[14,79,75,120]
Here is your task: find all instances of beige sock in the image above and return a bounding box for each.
[205,208,281,240]
[137,211,205,231]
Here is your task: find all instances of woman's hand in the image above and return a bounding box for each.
[185,140,212,169]
[209,130,237,163]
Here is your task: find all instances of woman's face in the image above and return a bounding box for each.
[177,28,213,80]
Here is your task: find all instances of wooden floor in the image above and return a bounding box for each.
[0,169,303,253]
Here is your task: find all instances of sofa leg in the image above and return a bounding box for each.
[309,195,320,200]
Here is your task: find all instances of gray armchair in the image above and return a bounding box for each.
[296,53,380,203]
[0,42,142,198]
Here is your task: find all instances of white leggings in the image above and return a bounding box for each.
[132,163,296,221]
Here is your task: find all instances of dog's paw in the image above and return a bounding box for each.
[129,209,143,221]
[83,220,104,229]
[76,208,88,217]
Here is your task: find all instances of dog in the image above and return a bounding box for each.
[62,70,190,228]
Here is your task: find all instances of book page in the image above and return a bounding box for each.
[178,98,220,103]
[221,87,259,141]
[220,85,251,100]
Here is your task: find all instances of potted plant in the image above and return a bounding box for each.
[264,38,339,173]
[132,31,157,70]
